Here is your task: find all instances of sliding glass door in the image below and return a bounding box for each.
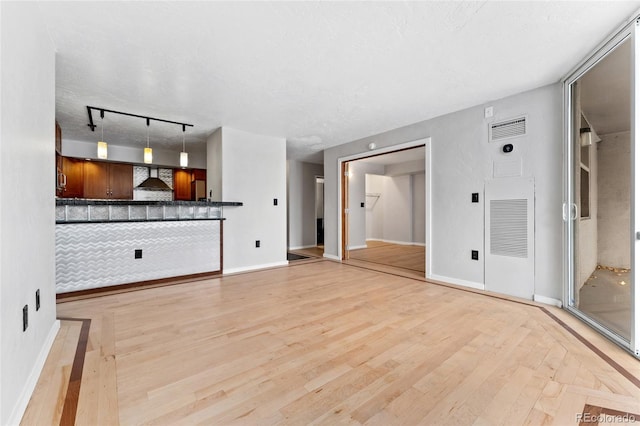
[565,19,638,357]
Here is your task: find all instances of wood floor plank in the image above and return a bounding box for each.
[21,260,640,425]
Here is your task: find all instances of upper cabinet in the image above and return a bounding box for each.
[60,157,84,198]
[55,121,62,154]
[84,161,133,199]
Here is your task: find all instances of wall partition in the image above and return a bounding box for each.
[564,17,639,357]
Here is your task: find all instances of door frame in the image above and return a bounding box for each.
[563,17,639,356]
[336,138,432,275]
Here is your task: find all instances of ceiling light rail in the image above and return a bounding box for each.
[86,106,193,131]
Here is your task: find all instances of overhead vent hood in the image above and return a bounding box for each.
[136,168,172,191]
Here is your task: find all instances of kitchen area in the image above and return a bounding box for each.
[54,115,241,296]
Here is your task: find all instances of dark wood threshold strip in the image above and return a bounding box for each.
[540,308,640,389]
[347,257,425,273]
[579,404,640,425]
[56,317,91,426]
[340,261,640,390]
[56,270,222,302]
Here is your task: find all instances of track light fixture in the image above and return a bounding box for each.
[86,106,194,165]
[180,124,188,168]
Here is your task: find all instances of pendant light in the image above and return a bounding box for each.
[144,118,153,164]
[97,110,108,159]
[180,124,188,168]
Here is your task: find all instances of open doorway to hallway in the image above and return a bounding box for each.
[343,146,426,277]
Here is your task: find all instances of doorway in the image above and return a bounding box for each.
[339,142,429,277]
[564,24,638,356]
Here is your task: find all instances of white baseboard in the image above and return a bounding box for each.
[366,238,425,247]
[323,253,340,261]
[288,245,317,250]
[534,294,563,307]
[223,261,289,275]
[348,244,367,250]
[8,319,60,426]
[427,274,485,291]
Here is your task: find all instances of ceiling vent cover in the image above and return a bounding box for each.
[490,117,527,141]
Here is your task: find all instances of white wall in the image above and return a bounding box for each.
[210,127,287,273]
[382,174,412,244]
[366,174,385,240]
[364,172,425,245]
[325,83,563,301]
[206,128,223,200]
[1,3,59,424]
[578,141,598,289]
[598,131,631,268]
[348,162,384,249]
[287,160,323,249]
[63,139,207,169]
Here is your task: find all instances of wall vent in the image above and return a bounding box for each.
[489,117,527,141]
[490,199,528,258]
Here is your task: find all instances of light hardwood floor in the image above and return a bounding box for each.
[349,241,425,276]
[22,260,640,425]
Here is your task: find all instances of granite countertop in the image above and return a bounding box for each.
[56,198,243,207]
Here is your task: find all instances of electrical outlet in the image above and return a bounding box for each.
[135,249,142,259]
[36,289,40,311]
[23,305,28,331]
[255,240,260,248]
[361,202,365,208]
[471,250,479,260]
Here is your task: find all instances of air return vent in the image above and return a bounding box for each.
[489,117,527,141]
[490,199,528,258]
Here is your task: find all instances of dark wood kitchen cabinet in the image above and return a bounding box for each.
[173,169,192,201]
[173,168,206,201]
[84,161,133,199]
[60,157,84,198]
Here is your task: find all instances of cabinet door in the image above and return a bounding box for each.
[109,163,133,199]
[61,157,84,198]
[173,169,192,200]
[192,169,206,181]
[83,161,109,199]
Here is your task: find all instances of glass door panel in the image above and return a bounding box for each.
[568,37,633,344]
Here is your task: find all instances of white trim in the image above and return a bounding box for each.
[425,139,433,278]
[223,261,289,275]
[8,320,60,426]
[428,274,485,291]
[533,294,563,307]
[348,244,367,250]
[288,245,317,250]
[323,253,340,261]
[366,238,425,246]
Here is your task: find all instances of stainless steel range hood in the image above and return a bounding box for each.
[136,168,172,191]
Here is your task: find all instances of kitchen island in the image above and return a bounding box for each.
[55,198,242,295]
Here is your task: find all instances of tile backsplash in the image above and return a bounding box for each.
[133,166,174,201]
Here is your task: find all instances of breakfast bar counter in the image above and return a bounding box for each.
[55,199,242,294]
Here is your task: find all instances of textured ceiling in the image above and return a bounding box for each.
[580,39,631,136]
[37,1,640,163]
